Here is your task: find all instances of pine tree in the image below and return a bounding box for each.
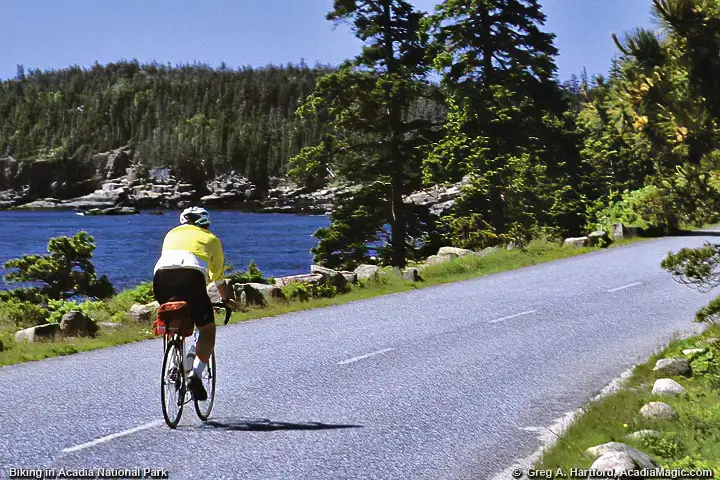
[291,0,434,268]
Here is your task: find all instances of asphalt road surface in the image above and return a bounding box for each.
[2,232,719,480]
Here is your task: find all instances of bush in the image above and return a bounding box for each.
[3,231,115,301]
[439,214,508,251]
[282,280,338,302]
[0,300,48,328]
[127,282,154,304]
[592,186,679,234]
[46,299,106,324]
[227,261,269,285]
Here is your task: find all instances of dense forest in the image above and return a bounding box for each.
[2,0,720,270]
[292,0,720,268]
[0,62,338,189]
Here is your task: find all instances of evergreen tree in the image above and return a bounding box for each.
[291,0,435,268]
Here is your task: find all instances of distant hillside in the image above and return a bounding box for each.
[0,61,335,190]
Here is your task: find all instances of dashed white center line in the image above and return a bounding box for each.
[61,420,164,453]
[338,348,395,365]
[489,310,537,324]
[607,282,643,293]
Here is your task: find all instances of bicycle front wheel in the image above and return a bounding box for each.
[194,351,216,421]
[161,339,185,428]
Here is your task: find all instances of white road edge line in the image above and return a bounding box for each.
[489,310,537,324]
[61,420,164,453]
[338,348,395,365]
[607,282,643,293]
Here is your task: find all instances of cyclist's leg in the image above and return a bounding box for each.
[183,270,215,400]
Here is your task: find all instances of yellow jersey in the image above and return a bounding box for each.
[154,224,225,283]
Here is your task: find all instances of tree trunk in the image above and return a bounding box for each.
[391,179,406,269]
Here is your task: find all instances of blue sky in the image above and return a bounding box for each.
[1,0,654,81]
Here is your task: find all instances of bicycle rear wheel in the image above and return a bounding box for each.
[161,339,185,428]
[194,351,216,421]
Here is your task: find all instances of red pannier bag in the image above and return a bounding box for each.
[154,301,194,337]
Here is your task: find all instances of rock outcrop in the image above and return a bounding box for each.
[60,311,98,337]
[15,324,61,343]
[653,357,693,377]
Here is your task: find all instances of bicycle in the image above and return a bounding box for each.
[157,301,232,429]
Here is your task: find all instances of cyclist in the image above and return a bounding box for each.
[153,206,227,401]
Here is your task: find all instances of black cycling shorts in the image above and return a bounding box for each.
[152,268,215,328]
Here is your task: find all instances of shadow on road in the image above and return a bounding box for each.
[193,417,363,432]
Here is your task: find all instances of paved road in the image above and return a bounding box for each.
[2,232,719,480]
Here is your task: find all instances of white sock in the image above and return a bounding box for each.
[193,356,206,377]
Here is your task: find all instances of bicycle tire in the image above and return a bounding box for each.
[193,351,216,421]
[161,338,185,428]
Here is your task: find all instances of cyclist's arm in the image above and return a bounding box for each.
[208,237,225,283]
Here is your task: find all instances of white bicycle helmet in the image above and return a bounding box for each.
[180,206,211,228]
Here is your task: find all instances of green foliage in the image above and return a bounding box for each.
[662,455,715,473]
[592,186,679,233]
[46,299,105,324]
[0,300,48,328]
[293,0,439,268]
[127,282,154,304]
[642,433,686,460]
[3,232,115,301]
[0,62,334,188]
[662,242,720,294]
[439,214,507,251]
[227,261,268,285]
[281,280,337,302]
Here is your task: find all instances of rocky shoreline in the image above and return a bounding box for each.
[1,146,465,215]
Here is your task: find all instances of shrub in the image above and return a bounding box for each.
[662,242,720,324]
[3,231,115,301]
[439,214,508,251]
[282,280,338,302]
[227,261,269,285]
[128,282,154,304]
[0,300,48,327]
[46,299,106,324]
[592,186,679,234]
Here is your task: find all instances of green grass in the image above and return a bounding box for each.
[535,324,720,477]
[0,236,653,367]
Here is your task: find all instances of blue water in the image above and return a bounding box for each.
[0,211,330,290]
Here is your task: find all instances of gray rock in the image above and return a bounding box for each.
[586,442,656,469]
[15,324,61,343]
[233,283,285,306]
[16,199,60,209]
[340,271,358,285]
[274,274,324,288]
[626,430,660,441]
[589,452,637,478]
[311,265,348,291]
[402,267,422,282]
[478,246,501,257]
[563,236,590,247]
[652,378,686,395]
[611,223,625,241]
[424,255,450,266]
[129,304,152,323]
[653,357,692,377]
[706,338,719,345]
[506,242,517,251]
[60,311,98,338]
[438,246,475,257]
[682,348,707,356]
[640,401,677,420]
[354,264,380,281]
[588,230,611,247]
